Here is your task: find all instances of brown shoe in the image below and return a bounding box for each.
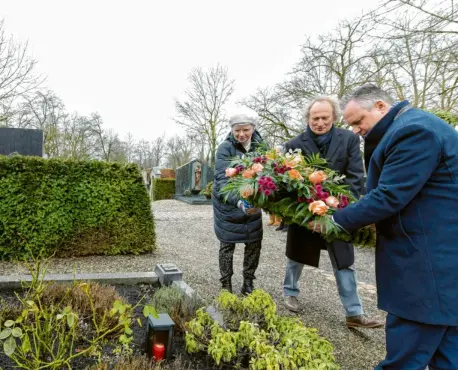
[284,296,300,312]
[268,214,275,225]
[346,315,384,329]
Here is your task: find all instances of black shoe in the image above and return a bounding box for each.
[275,221,284,231]
[221,280,232,293]
[241,279,254,295]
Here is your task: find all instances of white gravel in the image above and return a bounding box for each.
[0,199,387,369]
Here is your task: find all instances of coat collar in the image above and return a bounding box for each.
[302,126,340,160]
[364,100,410,171]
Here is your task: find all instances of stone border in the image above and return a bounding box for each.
[0,272,158,290]
[174,195,212,205]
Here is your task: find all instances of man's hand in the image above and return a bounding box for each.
[308,217,330,234]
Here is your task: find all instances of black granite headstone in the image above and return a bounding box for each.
[0,128,44,157]
[175,159,214,196]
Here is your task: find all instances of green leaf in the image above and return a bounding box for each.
[4,320,15,328]
[11,327,22,338]
[0,328,12,340]
[4,336,16,356]
[124,327,133,335]
[143,305,158,318]
[21,334,31,353]
[67,313,75,328]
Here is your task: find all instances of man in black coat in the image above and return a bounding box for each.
[213,114,264,295]
[283,96,383,329]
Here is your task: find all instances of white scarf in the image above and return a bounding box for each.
[242,139,251,152]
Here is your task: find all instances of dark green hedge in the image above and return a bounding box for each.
[152,178,176,200]
[429,110,458,128]
[0,156,156,260]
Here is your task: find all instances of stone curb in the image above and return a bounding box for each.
[0,272,158,289]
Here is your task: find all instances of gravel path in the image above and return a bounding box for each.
[0,199,387,369]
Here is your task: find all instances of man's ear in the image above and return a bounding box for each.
[375,100,388,114]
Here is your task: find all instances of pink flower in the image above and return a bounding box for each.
[325,196,340,208]
[264,189,272,196]
[225,168,237,177]
[251,163,264,173]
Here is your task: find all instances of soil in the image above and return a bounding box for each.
[0,283,217,370]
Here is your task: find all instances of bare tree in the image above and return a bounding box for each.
[283,17,385,101]
[174,64,234,167]
[122,132,136,163]
[165,134,197,169]
[90,113,120,161]
[386,0,458,35]
[60,114,98,160]
[0,20,43,112]
[12,90,67,157]
[239,87,301,146]
[150,133,167,167]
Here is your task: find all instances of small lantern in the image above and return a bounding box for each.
[146,313,175,361]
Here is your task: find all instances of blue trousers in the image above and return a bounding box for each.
[377,314,458,370]
[283,254,364,317]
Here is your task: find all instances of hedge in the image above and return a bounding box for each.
[430,110,458,128]
[152,178,175,200]
[0,156,156,260]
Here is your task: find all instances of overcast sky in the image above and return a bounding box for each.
[2,0,380,141]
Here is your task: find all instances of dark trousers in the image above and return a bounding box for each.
[377,313,458,370]
[219,241,262,283]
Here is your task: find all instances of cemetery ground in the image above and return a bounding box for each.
[0,200,386,369]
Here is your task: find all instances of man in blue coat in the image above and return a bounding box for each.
[311,84,458,369]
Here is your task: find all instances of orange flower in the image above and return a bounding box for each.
[325,196,340,208]
[240,184,255,199]
[251,163,264,173]
[225,168,237,177]
[308,200,329,216]
[287,169,304,181]
[308,170,328,185]
[284,155,302,168]
[242,169,256,178]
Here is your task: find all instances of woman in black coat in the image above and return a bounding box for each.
[212,114,264,295]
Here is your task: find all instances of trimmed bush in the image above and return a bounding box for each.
[0,156,156,260]
[429,109,458,128]
[152,178,175,200]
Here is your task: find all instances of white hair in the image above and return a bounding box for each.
[303,95,341,123]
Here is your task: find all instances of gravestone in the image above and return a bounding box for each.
[0,128,44,157]
[174,159,214,205]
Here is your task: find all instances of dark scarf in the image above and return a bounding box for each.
[363,100,410,172]
[308,125,335,157]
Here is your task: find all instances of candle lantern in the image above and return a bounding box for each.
[146,313,175,361]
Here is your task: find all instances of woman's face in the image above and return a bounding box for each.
[232,124,254,144]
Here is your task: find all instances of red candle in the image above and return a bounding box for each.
[152,342,165,361]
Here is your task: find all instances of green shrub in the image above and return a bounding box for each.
[185,290,339,370]
[152,178,175,200]
[0,258,158,369]
[149,286,205,332]
[0,156,156,260]
[429,109,458,128]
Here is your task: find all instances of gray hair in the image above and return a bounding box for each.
[303,95,341,123]
[228,114,257,129]
[342,84,395,110]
